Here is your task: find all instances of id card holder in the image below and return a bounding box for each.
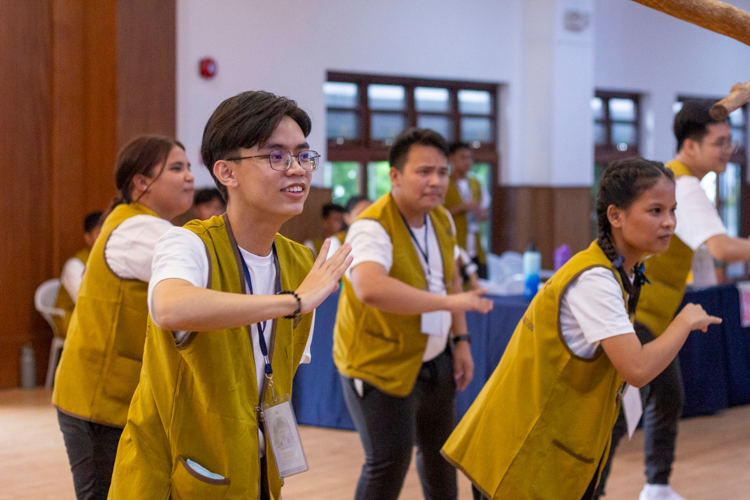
[421,310,443,336]
[622,384,643,440]
[262,394,309,478]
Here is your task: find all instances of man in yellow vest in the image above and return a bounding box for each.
[334,127,493,500]
[52,211,102,339]
[444,142,489,280]
[109,91,352,499]
[304,202,346,257]
[597,100,750,500]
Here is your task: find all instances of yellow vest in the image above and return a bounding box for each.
[333,230,347,245]
[333,193,455,397]
[636,160,695,336]
[53,203,157,427]
[444,176,486,264]
[52,248,90,340]
[442,241,627,499]
[311,237,324,258]
[108,215,314,500]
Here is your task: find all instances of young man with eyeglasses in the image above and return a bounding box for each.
[596,100,750,500]
[109,91,351,499]
[333,127,493,500]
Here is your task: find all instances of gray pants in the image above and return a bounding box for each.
[341,349,457,500]
[594,321,685,498]
[57,410,123,500]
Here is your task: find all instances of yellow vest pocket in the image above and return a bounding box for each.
[171,456,230,500]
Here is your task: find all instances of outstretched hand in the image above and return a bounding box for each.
[677,303,722,332]
[447,288,494,314]
[296,239,353,314]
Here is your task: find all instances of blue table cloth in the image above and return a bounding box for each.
[293,284,748,429]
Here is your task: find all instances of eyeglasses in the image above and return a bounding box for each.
[709,140,739,154]
[226,149,320,171]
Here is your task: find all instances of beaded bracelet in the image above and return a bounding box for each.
[277,290,302,322]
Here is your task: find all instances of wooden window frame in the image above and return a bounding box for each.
[593,90,641,165]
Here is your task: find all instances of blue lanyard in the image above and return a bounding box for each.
[239,244,281,378]
[401,213,431,277]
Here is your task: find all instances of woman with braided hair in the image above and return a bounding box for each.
[441,157,721,500]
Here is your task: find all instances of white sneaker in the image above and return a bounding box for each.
[638,484,686,500]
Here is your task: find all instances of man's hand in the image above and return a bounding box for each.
[296,240,352,314]
[446,288,493,314]
[453,341,474,391]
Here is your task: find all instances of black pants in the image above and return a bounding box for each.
[57,410,123,500]
[593,322,685,498]
[341,349,457,500]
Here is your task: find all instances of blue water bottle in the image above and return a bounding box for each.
[522,244,541,299]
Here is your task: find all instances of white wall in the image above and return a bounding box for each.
[177,0,750,189]
[594,0,750,163]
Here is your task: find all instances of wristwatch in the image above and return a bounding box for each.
[452,333,471,344]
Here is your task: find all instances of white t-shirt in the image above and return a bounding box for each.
[560,267,635,358]
[105,214,174,282]
[455,178,490,258]
[674,176,727,250]
[345,214,461,362]
[60,256,86,303]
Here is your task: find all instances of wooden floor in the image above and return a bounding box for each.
[1,389,748,499]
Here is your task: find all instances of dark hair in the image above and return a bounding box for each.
[596,157,675,313]
[388,128,448,172]
[447,141,471,156]
[83,211,103,234]
[345,195,370,213]
[194,188,224,206]
[322,203,345,219]
[674,100,726,152]
[200,91,312,200]
[115,135,184,204]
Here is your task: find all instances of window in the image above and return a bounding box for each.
[324,72,500,211]
[592,91,641,237]
[675,98,748,239]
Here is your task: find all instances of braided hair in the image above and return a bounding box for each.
[596,157,674,314]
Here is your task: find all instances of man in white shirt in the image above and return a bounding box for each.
[333,128,493,500]
[598,101,750,500]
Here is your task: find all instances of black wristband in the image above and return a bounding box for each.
[277,290,301,320]
[452,333,471,344]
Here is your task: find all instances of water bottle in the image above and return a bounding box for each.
[522,244,541,299]
[20,344,36,389]
[554,244,572,270]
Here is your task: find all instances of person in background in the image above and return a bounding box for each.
[109,90,351,499]
[52,135,194,500]
[334,127,493,500]
[326,195,373,257]
[304,202,346,257]
[442,158,720,500]
[52,211,102,339]
[444,142,490,280]
[596,101,750,500]
[193,187,226,220]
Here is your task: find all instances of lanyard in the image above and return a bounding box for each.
[401,213,431,277]
[239,244,281,378]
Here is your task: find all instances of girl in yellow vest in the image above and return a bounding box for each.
[108,91,351,499]
[53,135,195,499]
[441,158,721,500]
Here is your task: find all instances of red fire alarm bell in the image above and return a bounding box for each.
[199,58,217,78]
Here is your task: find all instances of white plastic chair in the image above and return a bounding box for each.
[34,279,66,389]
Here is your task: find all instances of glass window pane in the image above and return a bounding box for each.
[458,90,492,115]
[731,128,745,147]
[611,123,636,145]
[368,84,405,110]
[461,117,493,142]
[700,171,717,206]
[415,87,450,112]
[729,107,745,127]
[371,113,406,140]
[367,161,392,201]
[719,162,741,237]
[591,97,603,120]
[325,161,361,206]
[594,123,607,145]
[417,115,453,140]
[324,82,358,108]
[327,111,359,140]
[609,98,635,121]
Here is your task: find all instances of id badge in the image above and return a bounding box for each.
[421,310,443,336]
[262,394,309,478]
[622,384,643,439]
